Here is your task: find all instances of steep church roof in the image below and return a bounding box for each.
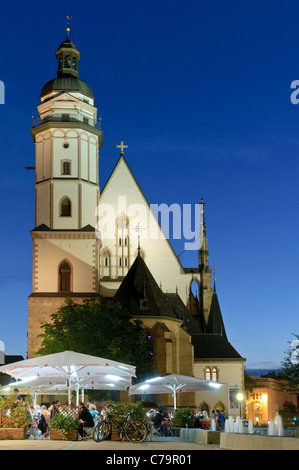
[192,334,244,360]
[113,253,178,319]
[191,282,245,360]
[165,293,203,335]
[206,283,228,340]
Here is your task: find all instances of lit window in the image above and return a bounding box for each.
[205,367,211,381]
[212,367,218,381]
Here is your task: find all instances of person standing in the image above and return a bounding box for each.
[215,409,225,430]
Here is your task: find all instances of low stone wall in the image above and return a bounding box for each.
[180,428,299,450]
[180,428,220,445]
[220,433,299,450]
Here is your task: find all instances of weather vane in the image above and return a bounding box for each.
[213,266,217,281]
[66,15,73,37]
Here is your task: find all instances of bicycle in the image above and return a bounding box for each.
[93,410,147,443]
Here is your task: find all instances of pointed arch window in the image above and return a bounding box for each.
[60,197,71,217]
[116,215,130,275]
[59,261,72,292]
[101,249,111,278]
[212,367,218,382]
[205,367,211,381]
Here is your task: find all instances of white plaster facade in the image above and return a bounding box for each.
[98,155,201,305]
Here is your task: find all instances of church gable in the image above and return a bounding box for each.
[98,155,191,300]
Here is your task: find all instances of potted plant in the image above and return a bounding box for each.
[49,413,79,440]
[173,408,195,429]
[0,395,32,439]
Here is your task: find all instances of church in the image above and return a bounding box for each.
[27,32,245,415]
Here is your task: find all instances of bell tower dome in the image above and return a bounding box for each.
[28,33,102,357]
[56,33,80,78]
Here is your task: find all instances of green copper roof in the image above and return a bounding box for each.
[40,73,94,99]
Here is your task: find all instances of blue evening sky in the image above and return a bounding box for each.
[0,0,298,372]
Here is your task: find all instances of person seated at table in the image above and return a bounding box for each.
[88,403,98,422]
[153,409,169,436]
[49,400,60,418]
[194,411,203,428]
[146,409,156,421]
[77,402,95,438]
[34,405,48,434]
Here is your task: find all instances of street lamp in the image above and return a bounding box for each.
[237,392,244,417]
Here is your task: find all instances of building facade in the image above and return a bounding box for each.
[246,374,297,424]
[27,33,245,415]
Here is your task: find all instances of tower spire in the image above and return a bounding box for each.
[198,198,209,272]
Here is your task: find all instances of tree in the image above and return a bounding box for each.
[37,297,153,380]
[276,334,299,394]
[244,372,257,396]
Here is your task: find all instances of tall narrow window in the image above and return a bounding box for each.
[61,197,71,217]
[102,249,111,278]
[59,261,71,292]
[212,367,218,381]
[205,367,211,381]
[62,161,71,175]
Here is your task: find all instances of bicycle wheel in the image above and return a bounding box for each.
[125,420,147,443]
[93,421,112,442]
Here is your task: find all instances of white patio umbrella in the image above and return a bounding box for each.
[0,377,68,405]
[78,375,131,403]
[52,374,132,405]
[0,351,136,405]
[129,374,223,409]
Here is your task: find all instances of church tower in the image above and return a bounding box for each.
[28,31,103,357]
[186,198,212,330]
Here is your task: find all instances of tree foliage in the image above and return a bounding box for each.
[244,372,257,396]
[276,334,299,394]
[37,297,153,380]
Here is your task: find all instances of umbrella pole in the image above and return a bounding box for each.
[173,388,177,410]
[76,379,79,406]
[67,372,71,405]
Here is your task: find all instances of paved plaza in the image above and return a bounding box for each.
[0,436,220,451]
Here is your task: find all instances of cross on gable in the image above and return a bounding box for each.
[116,140,128,155]
[134,222,145,236]
[134,223,145,254]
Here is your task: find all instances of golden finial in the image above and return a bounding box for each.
[66,16,73,38]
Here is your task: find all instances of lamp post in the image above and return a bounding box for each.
[237,392,244,418]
